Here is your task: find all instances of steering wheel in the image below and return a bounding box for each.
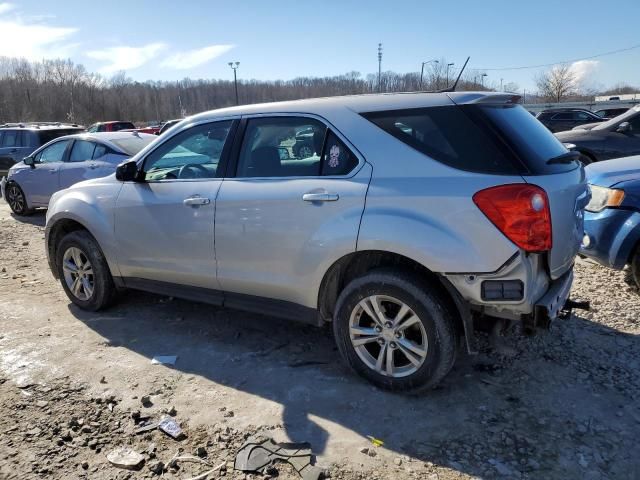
[178,163,210,179]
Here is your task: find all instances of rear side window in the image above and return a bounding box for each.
[321,131,358,176]
[93,144,107,159]
[69,140,96,162]
[362,106,519,174]
[1,131,18,147]
[114,122,135,131]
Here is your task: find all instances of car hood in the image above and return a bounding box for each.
[70,172,119,189]
[8,160,28,174]
[586,155,640,187]
[572,122,601,131]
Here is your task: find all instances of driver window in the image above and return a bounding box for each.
[39,140,71,163]
[143,121,232,181]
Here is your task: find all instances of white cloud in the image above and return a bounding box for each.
[0,4,78,60]
[87,43,166,74]
[0,3,14,15]
[161,44,234,70]
[568,60,599,85]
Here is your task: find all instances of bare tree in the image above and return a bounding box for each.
[536,64,576,102]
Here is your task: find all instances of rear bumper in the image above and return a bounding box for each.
[531,269,573,329]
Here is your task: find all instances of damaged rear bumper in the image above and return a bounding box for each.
[527,269,573,332]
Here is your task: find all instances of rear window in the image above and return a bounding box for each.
[362,106,519,175]
[363,105,575,175]
[38,129,82,145]
[475,105,576,174]
[113,122,135,131]
[110,135,155,155]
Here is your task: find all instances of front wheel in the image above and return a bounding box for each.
[6,182,33,216]
[56,230,116,311]
[333,270,457,392]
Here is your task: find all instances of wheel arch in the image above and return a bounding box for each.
[317,250,471,351]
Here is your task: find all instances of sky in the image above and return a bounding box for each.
[0,0,639,93]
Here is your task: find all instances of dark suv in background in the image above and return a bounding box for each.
[536,108,605,132]
[0,123,84,176]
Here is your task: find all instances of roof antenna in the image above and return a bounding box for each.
[438,56,470,93]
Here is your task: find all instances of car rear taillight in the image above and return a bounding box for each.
[473,184,552,253]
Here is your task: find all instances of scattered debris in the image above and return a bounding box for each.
[151,355,178,366]
[140,395,153,407]
[367,435,384,447]
[134,422,158,435]
[235,437,323,480]
[35,400,48,408]
[106,446,145,470]
[158,416,184,439]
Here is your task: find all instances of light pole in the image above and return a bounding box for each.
[446,62,454,88]
[480,73,488,88]
[500,78,504,91]
[377,43,383,93]
[228,61,240,105]
[419,60,438,90]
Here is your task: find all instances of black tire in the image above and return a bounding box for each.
[5,182,33,216]
[55,230,116,311]
[333,270,457,392]
[631,246,640,290]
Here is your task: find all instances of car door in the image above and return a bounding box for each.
[21,139,71,205]
[58,139,97,188]
[604,113,640,158]
[0,130,20,174]
[215,115,371,310]
[114,119,236,292]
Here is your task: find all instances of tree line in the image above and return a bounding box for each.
[0,56,635,126]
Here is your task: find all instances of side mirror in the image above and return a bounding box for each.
[115,160,142,182]
[23,156,35,168]
[616,122,631,134]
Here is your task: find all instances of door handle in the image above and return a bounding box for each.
[9,149,17,153]
[302,192,339,202]
[49,169,57,174]
[183,195,210,206]
[89,163,97,169]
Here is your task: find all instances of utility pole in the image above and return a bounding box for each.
[228,62,240,105]
[377,43,383,93]
[480,73,487,88]
[500,78,504,91]
[420,60,438,90]
[446,63,454,88]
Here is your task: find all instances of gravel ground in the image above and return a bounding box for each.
[0,202,639,480]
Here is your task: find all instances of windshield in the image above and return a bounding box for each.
[592,106,640,131]
[110,135,156,155]
[473,104,575,174]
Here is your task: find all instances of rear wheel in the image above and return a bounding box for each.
[56,230,116,311]
[6,182,33,216]
[333,270,457,392]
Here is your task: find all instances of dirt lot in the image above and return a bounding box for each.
[0,201,639,480]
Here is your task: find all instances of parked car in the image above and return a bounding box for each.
[580,156,640,288]
[45,92,588,391]
[158,119,183,135]
[594,107,629,119]
[0,123,84,177]
[4,132,156,215]
[133,125,161,135]
[536,108,606,133]
[556,105,640,163]
[573,108,633,131]
[86,121,136,133]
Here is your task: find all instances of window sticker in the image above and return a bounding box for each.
[329,144,340,168]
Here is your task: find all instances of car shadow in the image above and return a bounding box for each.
[69,292,640,479]
[10,210,46,227]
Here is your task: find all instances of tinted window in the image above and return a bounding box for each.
[237,117,327,178]
[113,122,135,131]
[321,131,358,176]
[629,115,640,132]
[574,111,590,120]
[69,140,96,162]
[363,106,519,174]
[93,144,107,159]
[38,140,70,163]
[110,135,155,155]
[551,112,572,120]
[593,107,640,131]
[38,129,81,145]
[144,121,232,181]
[476,105,574,174]
[19,131,34,148]
[1,131,17,147]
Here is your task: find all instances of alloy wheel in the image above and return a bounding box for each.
[349,295,428,378]
[62,247,95,301]
[6,184,25,213]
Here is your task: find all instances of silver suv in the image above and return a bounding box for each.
[45,92,589,391]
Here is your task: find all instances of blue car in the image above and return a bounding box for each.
[581,155,640,286]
